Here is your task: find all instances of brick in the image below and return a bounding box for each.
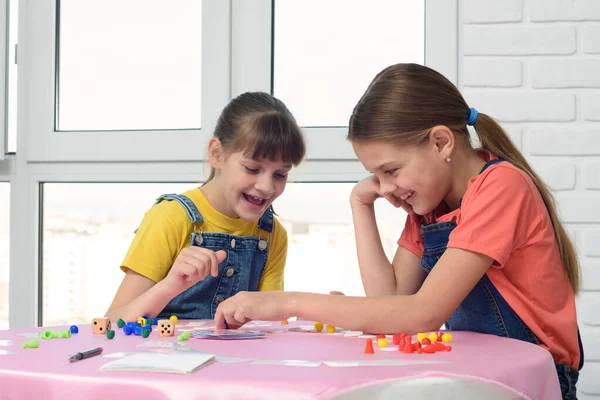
[584,162,600,189]
[530,0,600,22]
[529,159,576,190]
[582,93,600,122]
[554,192,600,223]
[584,230,600,257]
[579,362,600,394]
[463,26,576,55]
[579,327,600,360]
[531,60,600,88]
[463,59,522,87]
[581,259,600,291]
[583,25,600,54]
[464,92,575,122]
[463,0,523,23]
[529,128,600,155]
[578,293,600,326]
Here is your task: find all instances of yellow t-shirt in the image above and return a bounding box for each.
[121,188,287,291]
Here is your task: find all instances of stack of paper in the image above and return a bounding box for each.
[100,352,215,374]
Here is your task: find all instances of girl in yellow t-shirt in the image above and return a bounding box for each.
[105,92,305,322]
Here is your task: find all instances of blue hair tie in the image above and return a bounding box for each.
[467,107,478,126]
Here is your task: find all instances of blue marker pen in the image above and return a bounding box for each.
[68,347,103,362]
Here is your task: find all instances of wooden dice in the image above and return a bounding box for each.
[91,317,111,334]
[158,319,175,337]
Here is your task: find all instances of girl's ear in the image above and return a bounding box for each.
[207,137,224,169]
[428,125,455,161]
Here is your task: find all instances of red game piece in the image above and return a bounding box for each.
[437,331,444,342]
[422,345,436,354]
[399,333,406,343]
[392,334,402,345]
[412,341,422,351]
[433,342,450,352]
[422,338,431,345]
[364,339,375,354]
[404,341,414,353]
[376,334,386,339]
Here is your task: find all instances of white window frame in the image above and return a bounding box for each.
[6,0,458,328]
[0,0,7,159]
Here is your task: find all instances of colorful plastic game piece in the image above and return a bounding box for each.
[442,333,453,343]
[326,325,336,333]
[422,345,436,354]
[116,318,125,328]
[134,326,142,336]
[143,325,152,333]
[433,342,450,352]
[364,338,374,354]
[422,338,431,345]
[142,329,150,338]
[375,334,386,339]
[41,330,60,340]
[178,331,191,341]
[280,320,289,325]
[91,317,111,334]
[428,332,438,342]
[22,339,40,349]
[123,325,133,336]
[412,341,422,351]
[377,338,388,348]
[392,334,402,345]
[437,331,444,342]
[403,341,414,353]
[69,325,79,334]
[58,329,71,338]
[417,333,427,342]
[169,315,178,324]
[158,319,175,337]
[314,322,323,332]
[142,314,149,319]
[106,330,115,339]
[151,318,158,325]
[137,317,146,326]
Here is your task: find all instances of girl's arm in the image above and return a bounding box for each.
[104,271,177,323]
[215,248,493,334]
[352,201,426,296]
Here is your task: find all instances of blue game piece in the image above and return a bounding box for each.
[134,326,142,336]
[142,314,149,319]
[123,325,134,336]
[151,317,158,325]
[69,325,79,334]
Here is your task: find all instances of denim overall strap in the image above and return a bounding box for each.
[257,207,274,233]
[155,194,204,224]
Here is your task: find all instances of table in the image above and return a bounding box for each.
[0,320,561,400]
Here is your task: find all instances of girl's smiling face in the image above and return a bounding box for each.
[352,131,454,215]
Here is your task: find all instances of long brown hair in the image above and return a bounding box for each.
[204,92,306,183]
[348,63,580,294]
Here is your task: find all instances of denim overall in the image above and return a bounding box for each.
[420,159,584,400]
[152,193,273,320]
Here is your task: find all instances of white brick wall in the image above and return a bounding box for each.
[462,1,600,398]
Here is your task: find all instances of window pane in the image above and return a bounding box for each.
[276,183,406,296]
[42,183,192,326]
[0,183,9,329]
[57,0,202,131]
[273,0,425,127]
[6,0,18,153]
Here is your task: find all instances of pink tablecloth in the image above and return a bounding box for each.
[0,320,561,400]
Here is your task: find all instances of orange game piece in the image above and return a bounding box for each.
[422,345,436,354]
[280,320,289,325]
[364,338,375,354]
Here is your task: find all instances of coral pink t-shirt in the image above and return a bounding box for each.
[398,152,580,369]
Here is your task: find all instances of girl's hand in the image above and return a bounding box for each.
[163,247,227,295]
[329,290,345,296]
[350,176,415,214]
[214,291,291,329]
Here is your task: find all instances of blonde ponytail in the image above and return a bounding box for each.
[473,113,580,294]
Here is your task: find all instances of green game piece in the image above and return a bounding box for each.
[142,329,150,338]
[58,329,71,338]
[117,318,125,328]
[41,330,60,339]
[135,322,141,327]
[177,331,190,341]
[106,330,115,339]
[22,339,40,349]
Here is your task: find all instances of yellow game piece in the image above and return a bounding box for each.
[442,333,453,343]
[280,320,289,325]
[137,317,146,326]
[377,338,388,348]
[417,333,427,342]
[169,315,178,324]
[314,322,323,332]
[428,332,438,342]
[326,325,336,333]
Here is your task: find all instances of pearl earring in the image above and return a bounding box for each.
[446,157,451,163]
